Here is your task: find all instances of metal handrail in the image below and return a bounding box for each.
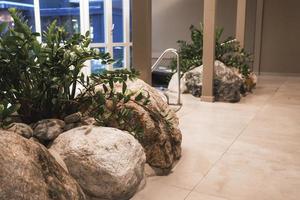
[151,48,181,106]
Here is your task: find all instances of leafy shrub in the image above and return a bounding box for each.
[0,100,20,128]
[0,8,112,123]
[171,23,253,77]
[0,9,153,138]
[76,69,150,139]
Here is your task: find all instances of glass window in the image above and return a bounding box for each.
[91,47,107,74]
[112,0,123,43]
[40,0,80,39]
[89,0,105,43]
[113,46,124,69]
[0,0,35,31]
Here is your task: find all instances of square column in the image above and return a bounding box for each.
[236,0,247,48]
[253,0,264,74]
[132,0,152,84]
[201,0,217,102]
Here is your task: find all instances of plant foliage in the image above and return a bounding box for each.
[76,69,150,139]
[0,9,151,137]
[171,23,253,77]
[0,8,113,123]
[0,100,20,128]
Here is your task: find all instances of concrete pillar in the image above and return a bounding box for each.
[253,0,264,74]
[201,0,217,102]
[236,0,247,48]
[132,0,152,84]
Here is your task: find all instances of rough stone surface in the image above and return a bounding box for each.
[244,72,257,92]
[50,126,146,200]
[48,149,69,172]
[64,112,82,124]
[64,122,82,132]
[33,119,65,143]
[115,79,182,173]
[168,72,188,94]
[180,61,244,102]
[213,61,244,102]
[81,117,96,126]
[6,122,33,139]
[0,130,86,200]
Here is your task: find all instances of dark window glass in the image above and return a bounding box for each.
[112,0,123,43]
[40,0,80,39]
[113,46,124,68]
[89,0,105,43]
[91,47,107,74]
[0,0,35,31]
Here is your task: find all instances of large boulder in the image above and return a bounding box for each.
[119,79,182,174]
[50,126,146,200]
[167,72,188,94]
[0,130,86,200]
[6,122,33,139]
[169,61,244,102]
[87,79,182,174]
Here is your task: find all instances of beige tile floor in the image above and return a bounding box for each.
[132,75,300,200]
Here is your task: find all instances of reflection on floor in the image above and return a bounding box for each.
[132,75,300,200]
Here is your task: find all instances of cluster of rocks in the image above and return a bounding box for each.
[168,60,257,102]
[0,79,182,200]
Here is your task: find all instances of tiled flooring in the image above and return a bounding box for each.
[132,76,300,200]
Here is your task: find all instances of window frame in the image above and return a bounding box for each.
[33,0,132,74]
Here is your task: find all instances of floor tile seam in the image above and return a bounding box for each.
[187,190,230,200]
[183,80,284,200]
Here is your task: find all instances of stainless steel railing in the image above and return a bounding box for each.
[151,48,181,106]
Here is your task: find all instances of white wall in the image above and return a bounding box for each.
[152,0,257,58]
[260,0,300,74]
[152,0,204,57]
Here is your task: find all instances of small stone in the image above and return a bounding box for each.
[64,122,82,132]
[144,163,156,177]
[33,119,65,143]
[64,112,82,124]
[81,117,96,126]
[7,123,33,139]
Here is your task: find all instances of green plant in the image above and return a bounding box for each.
[171,23,252,77]
[0,8,112,123]
[0,100,20,128]
[0,9,154,138]
[74,69,150,139]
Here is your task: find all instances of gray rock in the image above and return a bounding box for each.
[33,119,65,143]
[0,130,86,200]
[64,112,82,124]
[81,117,96,126]
[114,79,182,174]
[48,149,69,172]
[6,123,33,139]
[167,72,188,94]
[92,79,182,174]
[183,61,243,102]
[64,122,82,131]
[50,126,146,200]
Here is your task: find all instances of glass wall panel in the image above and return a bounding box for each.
[89,0,105,43]
[40,0,80,39]
[91,47,107,74]
[113,46,124,68]
[0,0,35,31]
[112,0,123,43]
